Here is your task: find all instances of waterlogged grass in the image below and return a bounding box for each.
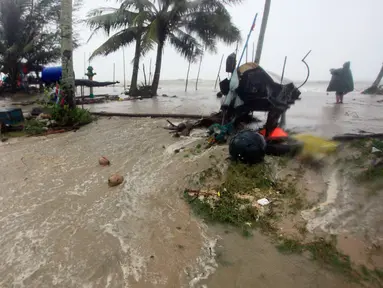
[185,157,383,285]
[185,161,303,235]
[276,236,383,286]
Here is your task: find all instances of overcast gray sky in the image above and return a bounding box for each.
[73,0,383,82]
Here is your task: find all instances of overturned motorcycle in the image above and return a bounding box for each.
[218,51,311,162]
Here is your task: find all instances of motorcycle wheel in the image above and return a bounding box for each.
[265,137,304,156]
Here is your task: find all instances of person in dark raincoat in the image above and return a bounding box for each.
[327,61,354,104]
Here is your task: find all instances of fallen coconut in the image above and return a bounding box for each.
[99,156,110,166]
[108,174,124,187]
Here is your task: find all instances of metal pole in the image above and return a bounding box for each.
[122,48,126,90]
[252,42,255,62]
[237,13,258,69]
[214,54,224,90]
[185,58,191,92]
[280,56,287,128]
[195,55,203,91]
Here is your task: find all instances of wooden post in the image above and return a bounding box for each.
[280,56,287,128]
[185,58,191,92]
[149,58,152,85]
[214,54,224,90]
[122,48,126,90]
[113,63,115,87]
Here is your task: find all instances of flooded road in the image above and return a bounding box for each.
[0,117,365,287]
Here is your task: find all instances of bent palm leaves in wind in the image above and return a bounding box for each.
[87,0,241,96]
[140,0,242,95]
[86,1,156,95]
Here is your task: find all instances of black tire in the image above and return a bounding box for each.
[265,137,304,156]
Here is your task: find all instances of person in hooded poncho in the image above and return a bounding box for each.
[327,61,354,104]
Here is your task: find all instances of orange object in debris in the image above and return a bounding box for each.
[259,127,288,139]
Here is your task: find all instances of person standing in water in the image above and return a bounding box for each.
[327,61,354,103]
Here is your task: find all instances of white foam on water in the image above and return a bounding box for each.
[186,224,219,288]
[301,169,347,234]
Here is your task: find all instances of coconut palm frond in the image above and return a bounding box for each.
[168,29,202,62]
[90,27,138,60]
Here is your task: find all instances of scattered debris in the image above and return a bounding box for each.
[257,198,270,206]
[99,156,110,166]
[31,107,43,116]
[108,174,124,187]
[372,147,382,154]
[23,113,32,120]
[38,113,51,120]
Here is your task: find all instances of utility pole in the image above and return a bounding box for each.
[254,0,271,64]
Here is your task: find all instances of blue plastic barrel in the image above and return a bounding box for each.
[41,66,62,84]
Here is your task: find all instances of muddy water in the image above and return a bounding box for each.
[0,117,366,287]
[202,227,360,288]
[81,81,383,137]
[1,81,382,138]
[0,118,219,287]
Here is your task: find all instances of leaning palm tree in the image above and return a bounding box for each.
[86,1,155,96]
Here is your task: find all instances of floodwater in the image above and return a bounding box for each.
[0,117,363,288]
[82,80,383,137]
[0,80,381,287]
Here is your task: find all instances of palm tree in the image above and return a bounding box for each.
[60,0,75,107]
[0,0,37,91]
[148,0,242,95]
[254,0,271,64]
[86,1,155,96]
[87,0,241,96]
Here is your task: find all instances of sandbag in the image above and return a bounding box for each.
[229,130,266,164]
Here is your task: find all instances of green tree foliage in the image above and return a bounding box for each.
[0,0,81,92]
[87,0,242,96]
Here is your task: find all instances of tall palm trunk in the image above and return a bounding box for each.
[254,0,271,64]
[129,32,142,96]
[9,66,18,93]
[60,0,75,108]
[151,40,164,96]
